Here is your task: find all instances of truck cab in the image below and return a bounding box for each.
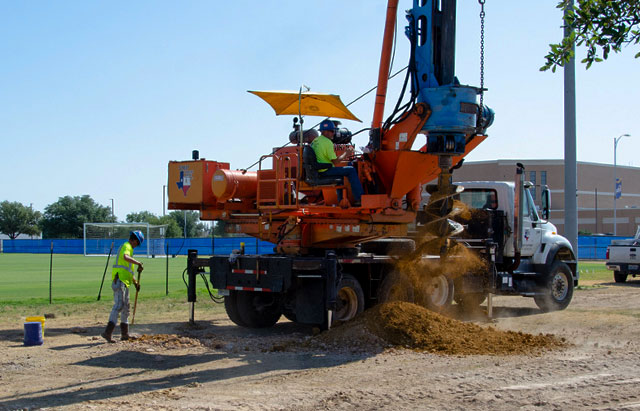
[456,181,574,264]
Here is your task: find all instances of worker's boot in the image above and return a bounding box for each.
[120,323,130,341]
[101,321,116,343]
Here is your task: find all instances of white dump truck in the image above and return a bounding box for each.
[427,163,579,311]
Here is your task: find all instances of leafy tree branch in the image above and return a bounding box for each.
[542,0,640,72]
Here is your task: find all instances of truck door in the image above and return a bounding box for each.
[520,187,542,256]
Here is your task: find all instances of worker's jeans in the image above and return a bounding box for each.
[109,278,130,324]
[320,166,364,203]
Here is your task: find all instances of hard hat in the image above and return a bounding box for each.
[131,230,144,244]
[319,119,336,132]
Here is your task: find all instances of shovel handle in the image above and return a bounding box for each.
[131,270,142,325]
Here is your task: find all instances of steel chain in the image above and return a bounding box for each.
[478,0,486,130]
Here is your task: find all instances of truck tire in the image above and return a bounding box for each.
[378,271,415,304]
[334,274,365,323]
[614,271,628,283]
[454,292,487,309]
[534,261,574,312]
[236,291,282,328]
[224,291,248,327]
[418,274,454,313]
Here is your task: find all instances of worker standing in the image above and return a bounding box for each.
[101,230,144,343]
[312,119,364,206]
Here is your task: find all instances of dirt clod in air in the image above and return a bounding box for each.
[319,302,567,356]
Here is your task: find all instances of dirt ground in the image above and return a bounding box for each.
[2,277,640,411]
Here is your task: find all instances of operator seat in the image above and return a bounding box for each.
[302,145,344,186]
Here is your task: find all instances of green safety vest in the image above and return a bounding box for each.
[112,241,134,287]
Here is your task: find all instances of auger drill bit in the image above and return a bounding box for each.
[417,156,464,257]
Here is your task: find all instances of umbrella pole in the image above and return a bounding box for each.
[297,88,304,200]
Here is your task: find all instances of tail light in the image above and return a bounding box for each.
[606,247,610,260]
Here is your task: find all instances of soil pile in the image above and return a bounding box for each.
[320,302,567,356]
[131,334,203,349]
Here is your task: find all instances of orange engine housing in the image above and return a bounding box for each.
[212,169,258,202]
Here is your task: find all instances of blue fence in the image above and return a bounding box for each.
[1,239,84,254]
[577,235,630,260]
[1,235,631,260]
[1,237,275,256]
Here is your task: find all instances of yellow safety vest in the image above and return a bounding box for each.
[112,241,134,287]
[311,135,337,172]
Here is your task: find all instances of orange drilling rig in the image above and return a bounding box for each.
[169,0,495,328]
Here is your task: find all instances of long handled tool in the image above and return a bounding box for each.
[97,241,114,301]
[131,266,143,325]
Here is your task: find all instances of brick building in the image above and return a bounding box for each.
[451,159,640,237]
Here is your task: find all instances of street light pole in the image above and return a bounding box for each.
[163,185,167,216]
[110,198,114,221]
[613,133,631,236]
[563,0,578,254]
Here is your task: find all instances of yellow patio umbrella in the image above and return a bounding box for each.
[248,90,361,122]
[248,88,360,184]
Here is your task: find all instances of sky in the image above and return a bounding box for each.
[1,1,638,221]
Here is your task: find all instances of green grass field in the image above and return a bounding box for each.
[0,253,200,305]
[576,260,611,283]
[0,253,612,305]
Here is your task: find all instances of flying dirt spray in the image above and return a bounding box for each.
[391,199,487,312]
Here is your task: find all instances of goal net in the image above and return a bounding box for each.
[83,223,168,257]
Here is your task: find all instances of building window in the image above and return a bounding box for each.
[529,171,537,201]
[541,170,547,187]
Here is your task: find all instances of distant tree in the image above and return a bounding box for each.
[168,210,208,237]
[158,215,184,238]
[213,221,228,237]
[0,201,41,239]
[126,211,157,223]
[40,195,115,238]
[542,0,640,72]
[126,210,182,238]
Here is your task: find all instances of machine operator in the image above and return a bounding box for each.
[312,119,364,206]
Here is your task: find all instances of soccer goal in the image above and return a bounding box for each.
[83,223,168,257]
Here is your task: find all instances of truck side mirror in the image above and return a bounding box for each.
[541,186,551,220]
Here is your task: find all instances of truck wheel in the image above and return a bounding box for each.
[614,271,628,283]
[378,271,415,304]
[224,291,248,327]
[334,274,365,322]
[419,274,454,313]
[454,292,487,309]
[236,291,282,328]
[534,261,574,312]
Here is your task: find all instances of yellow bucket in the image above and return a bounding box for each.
[26,316,45,337]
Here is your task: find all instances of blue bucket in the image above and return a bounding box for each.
[24,321,43,346]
